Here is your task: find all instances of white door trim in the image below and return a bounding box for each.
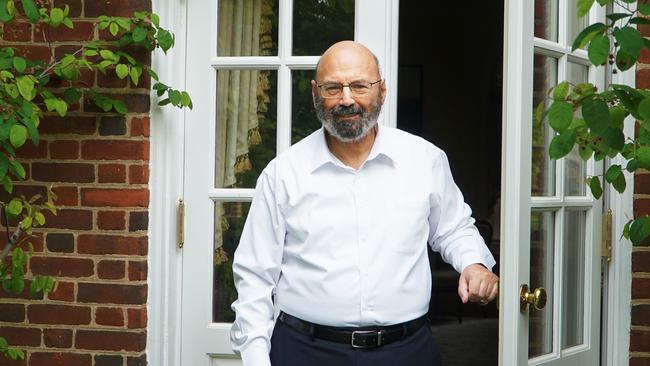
[148,0,187,365]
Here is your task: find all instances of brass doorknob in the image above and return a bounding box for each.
[520,284,547,313]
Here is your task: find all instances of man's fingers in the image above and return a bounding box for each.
[468,275,482,302]
[458,273,469,304]
[488,281,499,301]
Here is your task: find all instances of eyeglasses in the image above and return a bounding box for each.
[316,80,382,99]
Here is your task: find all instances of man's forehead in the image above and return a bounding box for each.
[316,42,379,81]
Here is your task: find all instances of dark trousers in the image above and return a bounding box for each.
[269,318,443,366]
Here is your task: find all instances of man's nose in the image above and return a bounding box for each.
[339,86,355,106]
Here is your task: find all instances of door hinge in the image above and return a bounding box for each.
[177,199,185,249]
[601,209,612,262]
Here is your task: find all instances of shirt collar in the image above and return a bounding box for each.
[309,125,398,173]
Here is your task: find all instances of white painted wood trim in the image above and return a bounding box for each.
[148,0,187,366]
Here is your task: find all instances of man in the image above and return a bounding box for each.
[230,41,499,366]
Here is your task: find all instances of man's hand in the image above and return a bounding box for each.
[458,263,499,304]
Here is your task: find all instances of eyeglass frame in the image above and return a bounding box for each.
[315,79,383,99]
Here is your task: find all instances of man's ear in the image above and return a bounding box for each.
[380,79,387,103]
[311,80,318,105]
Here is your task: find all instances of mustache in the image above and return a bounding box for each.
[330,105,363,116]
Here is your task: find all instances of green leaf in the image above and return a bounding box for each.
[582,98,609,134]
[630,216,647,244]
[115,64,129,79]
[553,81,570,101]
[109,22,119,36]
[55,100,67,117]
[115,18,131,30]
[610,105,626,128]
[147,67,159,81]
[577,0,595,17]
[181,91,193,108]
[157,28,174,52]
[129,66,141,85]
[0,155,9,179]
[630,17,650,25]
[50,7,64,26]
[9,125,26,148]
[589,176,603,199]
[579,145,593,160]
[63,88,82,104]
[34,211,45,226]
[16,76,34,101]
[21,0,39,23]
[169,89,181,106]
[573,23,607,51]
[20,216,32,230]
[602,127,624,150]
[133,26,148,42]
[605,164,622,183]
[548,101,573,132]
[588,34,610,65]
[636,146,650,168]
[627,159,639,172]
[640,97,650,121]
[613,171,626,193]
[99,49,117,61]
[10,160,25,179]
[0,0,14,22]
[607,13,631,22]
[616,48,637,71]
[62,17,73,28]
[549,130,577,159]
[113,100,127,114]
[12,57,26,73]
[614,26,643,58]
[6,198,22,216]
[151,12,160,27]
[639,4,650,15]
[22,117,38,146]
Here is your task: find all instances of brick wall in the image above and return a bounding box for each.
[0,1,152,365]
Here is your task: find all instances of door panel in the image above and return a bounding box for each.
[181,1,396,364]
[501,0,603,365]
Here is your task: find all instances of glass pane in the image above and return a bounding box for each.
[292,70,321,144]
[217,0,278,56]
[535,0,558,42]
[565,63,589,196]
[529,210,555,359]
[213,201,251,322]
[215,70,277,188]
[532,55,558,196]
[568,0,589,47]
[562,210,586,348]
[293,0,355,56]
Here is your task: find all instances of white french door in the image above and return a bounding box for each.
[500,0,604,365]
[180,1,398,364]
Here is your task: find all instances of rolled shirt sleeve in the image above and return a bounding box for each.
[428,151,496,273]
[230,166,285,365]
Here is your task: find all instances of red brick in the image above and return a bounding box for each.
[40,21,95,42]
[27,304,91,325]
[638,69,650,89]
[0,326,41,346]
[77,234,147,255]
[43,328,73,348]
[85,0,151,17]
[128,211,148,232]
[129,164,149,184]
[13,45,51,63]
[631,329,650,352]
[81,188,149,207]
[633,250,650,272]
[78,283,146,305]
[76,330,145,352]
[46,233,74,253]
[127,307,146,329]
[30,256,94,278]
[97,211,126,230]
[40,116,96,135]
[631,358,650,366]
[47,281,75,302]
[97,70,129,88]
[95,307,124,326]
[0,303,25,322]
[130,117,150,137]
[81,140,146,160]
[83,93,150,114]
[16,140,48,159]
[97,260,125,280]
[53,0,82,17]
[632,304,650,326]
[42,209,93,230]
[32,162,95,183]
[2,22,32,41]
[0,185,47,206]
[0,354,26,366]
[95,355,123,366]
[52,186,79,206]
[632,277,650,299]
[128,261,147,281]
[0,280,43,300]
[49,140,80,159]
[127,355,146,366]
[98,164,126,183]
[30,352,91,366]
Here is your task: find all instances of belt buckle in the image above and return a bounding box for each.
[351,330,384,348]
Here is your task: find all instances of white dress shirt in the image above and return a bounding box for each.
[230,125,496,366]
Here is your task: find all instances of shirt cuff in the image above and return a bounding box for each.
[239,339,271,366]
[460,255,496,273]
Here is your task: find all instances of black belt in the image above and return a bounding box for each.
[277,311,428,349]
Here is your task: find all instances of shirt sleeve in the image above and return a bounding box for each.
[428,151,496,273]
[230,168,286,366]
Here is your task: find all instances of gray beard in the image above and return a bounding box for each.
[314,96,382,143]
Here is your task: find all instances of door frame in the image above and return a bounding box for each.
[147,0,633,365]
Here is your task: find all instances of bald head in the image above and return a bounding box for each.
[314,41,381,82]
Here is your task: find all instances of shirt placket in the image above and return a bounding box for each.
[352,169,371,324]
